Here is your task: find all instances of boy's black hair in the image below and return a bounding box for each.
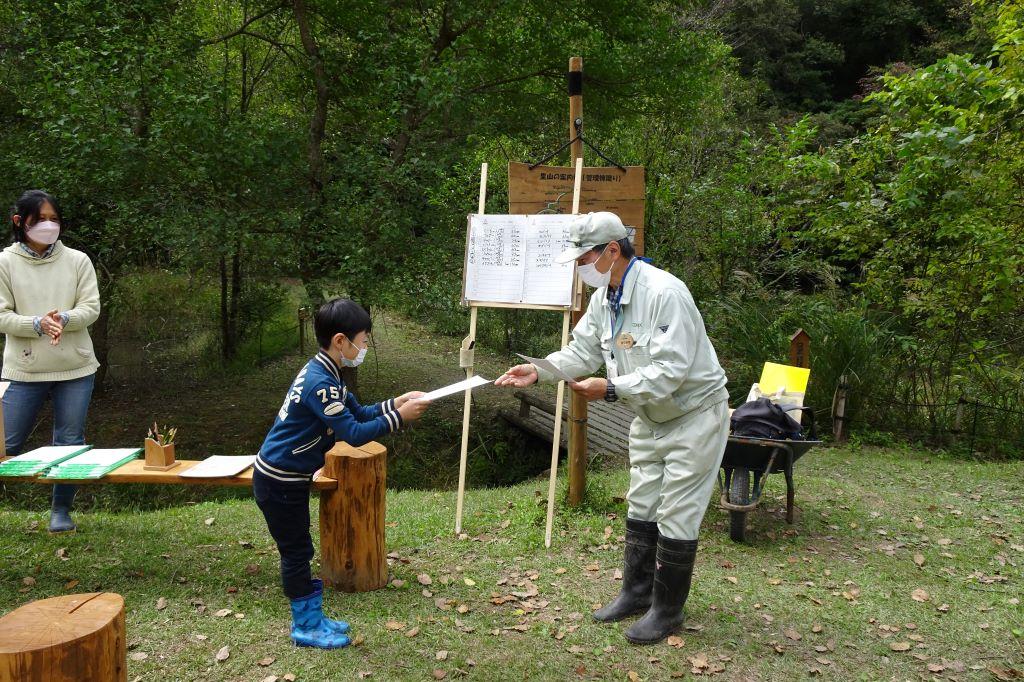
[10,189,63,244]
[314,298,372,349]
[590,237,636,259]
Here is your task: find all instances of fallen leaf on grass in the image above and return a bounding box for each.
[418,573,433,586]
[555,567,567,575]
[384,620,406,631]
[258,656,276,667]
[784,629,802,641]
[725,576,738,585]
[436,651,449,661]
[129,652,148,662]
[628,672,641,681]
[155,597,167,611]
[204,517,215,526]
[989,668,1024,681]
[910,589,930,602]
[22,577,35,587]
[283,675,296,682]
[889,642,911,652]
[56,548,69,560]
[666,636,685,648]
[246,564,260,575]
[913,554,925,567]
[262,677,279,682]
[214,608,232,618]
[432,670,447,680]
[215,646,230,662]
[63,579,79,590]
[405,627,420,638]
[936,603,950,612]
[811,624,823,633]
[464,578,476,586]
[926,663,945,673]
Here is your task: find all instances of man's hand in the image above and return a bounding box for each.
[494,364,538,388]
[569,377,607,401]
[397,397,431,422]
[39,309,63,346]
[395,391,427,408]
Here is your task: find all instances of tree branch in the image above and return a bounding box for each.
[200,1,287,46]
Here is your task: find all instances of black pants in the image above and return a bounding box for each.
[253,469,316,600]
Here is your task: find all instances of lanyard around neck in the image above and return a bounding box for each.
[608,257,638,343]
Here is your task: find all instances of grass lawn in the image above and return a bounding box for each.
[2,443,1022,681]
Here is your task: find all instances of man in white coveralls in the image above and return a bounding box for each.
[495,211,730,645]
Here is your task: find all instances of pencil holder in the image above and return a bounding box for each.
[143,437,179,471]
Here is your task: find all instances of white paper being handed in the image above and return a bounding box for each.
[416,375,491,402]
[516,353,578,384]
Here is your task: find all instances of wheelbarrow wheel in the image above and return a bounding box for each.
[729,468,750,542]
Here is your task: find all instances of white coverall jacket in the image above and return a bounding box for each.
[538,259,730,539]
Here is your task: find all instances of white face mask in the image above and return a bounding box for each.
[341,338,367,367]
[578,249,612,288]
[26,220,60,246]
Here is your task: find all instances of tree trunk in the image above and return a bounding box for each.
[319,441,388,592]
[0,593,126,682]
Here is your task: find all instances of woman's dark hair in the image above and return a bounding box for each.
[314,298,372,348]
[10,190,62,243]
[591,237,636,259]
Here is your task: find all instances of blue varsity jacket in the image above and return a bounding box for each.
[255,350,403,482]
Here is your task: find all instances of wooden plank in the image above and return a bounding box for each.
[0,457,337,491]
[508,162,647,254]
[500,409,627,456]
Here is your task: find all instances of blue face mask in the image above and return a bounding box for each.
[342,338,367,367]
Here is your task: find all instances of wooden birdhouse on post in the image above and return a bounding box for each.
[789,329,810,369]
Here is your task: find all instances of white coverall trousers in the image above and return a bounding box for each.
[626,398,730,540]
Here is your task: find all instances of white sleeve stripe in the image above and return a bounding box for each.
[383,411,397,431]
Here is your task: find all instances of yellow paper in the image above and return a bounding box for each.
[758,362,810,395]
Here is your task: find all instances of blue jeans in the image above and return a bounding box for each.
[2,373,96,507]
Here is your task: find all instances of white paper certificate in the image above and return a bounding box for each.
[516,353,578,384]
[417,375,491,402]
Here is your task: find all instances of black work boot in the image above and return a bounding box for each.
[592,518,658,622]
[624,536,697,644]
[48,484,78,534]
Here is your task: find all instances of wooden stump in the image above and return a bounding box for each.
[319,441,388,592]
[0,593,126,682]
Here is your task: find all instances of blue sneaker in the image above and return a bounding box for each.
[289,584,350,649]
[311,579,350,634]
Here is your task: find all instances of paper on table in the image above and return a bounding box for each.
[416,375,491,402]
[516,353,578,384]
[179,455,256,478]
[1,445,92,465]
[58,448,141,466]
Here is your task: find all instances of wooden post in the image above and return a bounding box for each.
[545,309,573,548]
[0,593,126,682]
[789,329,810,369]
[567,56,588,508]
[319,441,388,592]
[454,163,488,535]
[0,381,8,458]
[832,375,848,443]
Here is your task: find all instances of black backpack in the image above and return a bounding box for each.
[730,398,805,440]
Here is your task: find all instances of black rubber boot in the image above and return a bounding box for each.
[592,518,658,622]
[48,484,78,534]
[624,536,697,644]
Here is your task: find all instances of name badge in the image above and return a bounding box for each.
[615,332,635,350]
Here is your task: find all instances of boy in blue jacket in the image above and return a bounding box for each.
[254,298,430,649]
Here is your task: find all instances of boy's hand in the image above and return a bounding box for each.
[395,391,427,408]
[398,397,431,422]
[494,364,538,388]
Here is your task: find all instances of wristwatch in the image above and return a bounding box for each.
[604,380,618,403]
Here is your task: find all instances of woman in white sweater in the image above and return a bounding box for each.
[1,190,101,532]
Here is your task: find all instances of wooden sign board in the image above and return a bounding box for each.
[508,162,646,254]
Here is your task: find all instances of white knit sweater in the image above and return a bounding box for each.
[0,241,101,382]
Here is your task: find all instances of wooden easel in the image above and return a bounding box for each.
[455,158,585,548]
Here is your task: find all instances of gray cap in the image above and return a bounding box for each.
[554,212,629,264]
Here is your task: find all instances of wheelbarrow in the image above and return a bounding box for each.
[718,408,821,542]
